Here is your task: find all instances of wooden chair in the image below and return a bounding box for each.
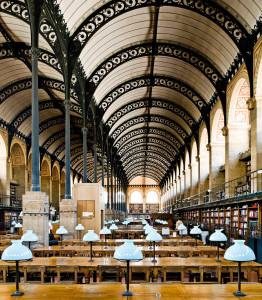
[76,250,90,257]
[98,265,121,282]
[177,250,193,258]
[59,250,75,257]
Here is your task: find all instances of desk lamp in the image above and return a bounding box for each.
[178,223,187,239]
[100,226,111,248]
[75,224,84,241]
[224,240,255,297]
[114,240,143,296]
[21,230,38,250]
[190,226,202,248]
[1,240,32,296]
[83,230,100,262]
[146,231,162,262]
[210,229,227,262]
[56,226,68,249]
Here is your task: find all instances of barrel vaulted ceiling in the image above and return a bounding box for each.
[0,0,261,185]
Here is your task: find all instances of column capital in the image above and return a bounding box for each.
[82,127,88,134]
[188,163,191,169]
[29,47,40,60]
[195,155,200,162]
[206,143,211,151]
[222,126,228,136]
[246,96,256,110]
[63,99,71,109]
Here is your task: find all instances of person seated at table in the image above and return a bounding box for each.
[49,230,58,246]
[176,219,183,230]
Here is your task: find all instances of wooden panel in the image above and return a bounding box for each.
[77,200,95,218]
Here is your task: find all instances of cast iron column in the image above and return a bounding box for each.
[82,127,88,183]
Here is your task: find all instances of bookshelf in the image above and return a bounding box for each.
[182,203,261,241]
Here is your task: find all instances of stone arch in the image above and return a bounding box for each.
[184,149,190,198]
[60,170,65,201]
[199,126,209,192]
[252,41,262,171]
[27,154,32,191]
[10,142,26,199]
[0,131,7,195]
[226,74,251,183]
[190,139,198,195]
[41,159,51,200]
[210,106,225,188]
[52,165,60,213]
[145,189,159,213]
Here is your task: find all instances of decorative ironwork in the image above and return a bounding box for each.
[72,0,247,52]
[122,151,171,169]
[115,127,181,152]
[106,98,195,128]
[11,100,59,129]
[111,114,187,141]
[0,1,29,23]
[90,42,224,89]
[0,78,32,105]
[41,129,79,150]
[99,75,206,113]
[120,145,173,163]
[123,157,168,173]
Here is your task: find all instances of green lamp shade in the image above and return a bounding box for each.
[146,231,163,242]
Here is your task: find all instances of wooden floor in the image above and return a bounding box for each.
[0,284,261,299]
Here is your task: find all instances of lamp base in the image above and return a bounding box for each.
[151,259,157,263]
[11,291,24,297]
[104,246,108,249]
[233,291,246,297]
[123,291,133,296]
[216,259,221,263]
[88,258,94,262]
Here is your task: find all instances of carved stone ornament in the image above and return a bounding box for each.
[29,47,40,60]
[82,127,88,134]
[63,99,71,109]
[182,170,185,175]
[222,126,228,136]
[177,175,180,180]
[188,163,191,169]
[246,96,256,110]
[206,144,211,151]
[195,155,200,162]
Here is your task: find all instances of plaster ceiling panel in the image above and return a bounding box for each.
[149,107,191,134]
[57,143,83,160]
[220,0,262,31]
[47,134,80,154]
[129,176,158,185]
[102,87,149,122]
[158,6,238,73]
[0,89,49,123]
[57,0,101,34]
[49,89,78,105]
[0,59,31,90]
[0,13,53,53]
[151,87,201,120]
[154,57,215,101]
[94,57,151,103]
[19,109,62,136]
[109,109,150,137]
[114,123,147,145]
[80,7,154,78]
[39,123,65,145]
[38,62,63,81]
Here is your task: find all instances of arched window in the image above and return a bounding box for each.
[130,191,143,204]
[146,191,158,204]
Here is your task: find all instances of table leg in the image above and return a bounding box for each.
[74,266,79,284]
[41,266,45,283]
[57,266,60,283]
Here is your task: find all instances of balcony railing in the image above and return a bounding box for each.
[0,194,22,207]
[174,169,262,209]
